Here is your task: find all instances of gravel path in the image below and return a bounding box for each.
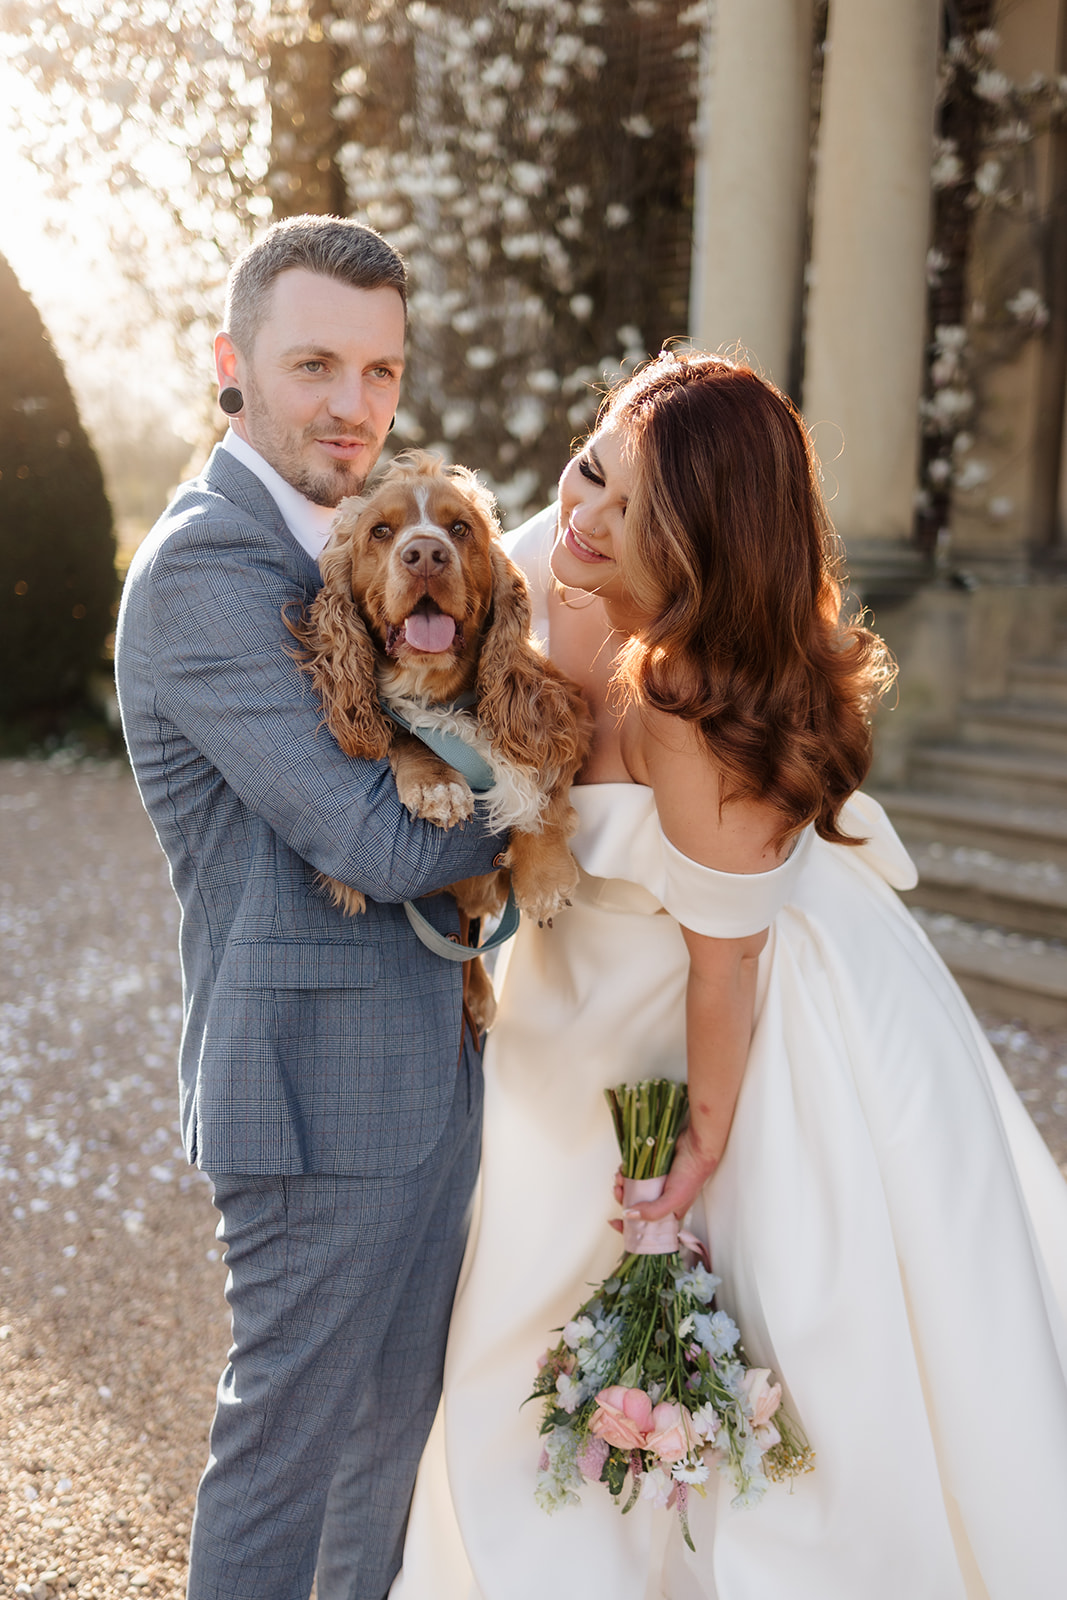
[2,756,1066,1600]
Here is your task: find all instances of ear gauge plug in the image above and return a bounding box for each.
[219,387,244,415]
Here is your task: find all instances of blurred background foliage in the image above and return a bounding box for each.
[0,250,116,737]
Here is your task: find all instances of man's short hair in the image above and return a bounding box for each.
[224,214,408,356]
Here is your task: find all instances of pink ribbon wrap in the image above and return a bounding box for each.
[621,1176,712,1267]
[622,1176,680,1254]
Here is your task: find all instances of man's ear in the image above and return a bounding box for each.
[214,331,241,390]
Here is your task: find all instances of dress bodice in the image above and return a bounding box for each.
[569,783,916,938]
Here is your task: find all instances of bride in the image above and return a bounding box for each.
[389,352,1067,1599]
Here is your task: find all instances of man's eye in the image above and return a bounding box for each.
[449,520,470,539]
[303,360,326,374]
[370,523,393,540]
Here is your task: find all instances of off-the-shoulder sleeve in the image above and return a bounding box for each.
[502,503,557,650]
[654,826,815,938]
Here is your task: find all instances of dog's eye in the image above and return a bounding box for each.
[370,522,393,540]
[449,520,470,539]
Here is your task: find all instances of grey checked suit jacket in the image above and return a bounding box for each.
[115,446,501,1178]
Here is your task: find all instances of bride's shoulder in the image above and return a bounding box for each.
[501,502,557,573]
[632,705,788,875]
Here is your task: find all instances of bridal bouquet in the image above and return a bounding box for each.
[531,1079,813,1550]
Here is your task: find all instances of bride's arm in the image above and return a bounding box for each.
[622,706,784,1223]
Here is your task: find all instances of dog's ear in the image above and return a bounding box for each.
[475,544,590,780]
[288,530,394,761]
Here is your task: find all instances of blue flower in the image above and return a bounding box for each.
[673,1264,720,1303]
[692,1310,740,1359]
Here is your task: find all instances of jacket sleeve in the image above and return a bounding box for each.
[132,497,504,904]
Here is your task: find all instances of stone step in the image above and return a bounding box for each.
[876,788,1067,865]
[909,907,1067,1027]
[956,700,1067,756]
[900,840,1067,940]
[906,742,1067,808]
[1009,659,1067,708]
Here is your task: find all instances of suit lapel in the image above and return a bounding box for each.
[201,446,326,589]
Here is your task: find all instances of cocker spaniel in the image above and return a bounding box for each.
[289,449,591,1030]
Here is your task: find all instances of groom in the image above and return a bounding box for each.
[115,215,504,1600]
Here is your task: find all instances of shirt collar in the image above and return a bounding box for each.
[220,429,338,562]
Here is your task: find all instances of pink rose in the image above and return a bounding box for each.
[645,1401,694,1464]
[741,1368,782,1430]
[588,1385,654,1451]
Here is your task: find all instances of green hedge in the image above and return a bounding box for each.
[0,251,116,719]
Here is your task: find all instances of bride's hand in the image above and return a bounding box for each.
[610,1127,719,1229]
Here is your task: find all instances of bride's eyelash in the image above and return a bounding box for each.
[577,456,603,486]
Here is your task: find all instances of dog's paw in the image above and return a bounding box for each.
[399,778,476,828]
[511,851,581,925]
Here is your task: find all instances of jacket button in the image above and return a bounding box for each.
[493,852,508,868]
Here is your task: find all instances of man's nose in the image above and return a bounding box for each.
[326,373,371,425]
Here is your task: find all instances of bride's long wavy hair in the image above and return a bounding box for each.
[605,351,896,847]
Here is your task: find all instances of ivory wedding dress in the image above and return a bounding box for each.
[390,512,1067,1600]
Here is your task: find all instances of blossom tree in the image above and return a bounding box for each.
[917,14,1067,559]
[319,0,704,520]
[3,0,703,521]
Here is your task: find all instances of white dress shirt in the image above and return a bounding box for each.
[221,429,338,563]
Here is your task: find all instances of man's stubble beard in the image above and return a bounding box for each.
[243,384,379,508]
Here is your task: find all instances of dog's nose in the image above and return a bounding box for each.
[400,536,452,575]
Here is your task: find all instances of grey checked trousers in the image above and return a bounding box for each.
[186,1040,483,1600]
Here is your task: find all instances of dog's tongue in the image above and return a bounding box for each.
[404,609,457,653]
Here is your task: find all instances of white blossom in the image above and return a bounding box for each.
[563,1315,596,1349]
[974,159,1003,198]
[690,1402,721,1440]
[1006,287,1049,329]
[923,388,974,429]
[440,403,475,440]
[555,1371,585,1413]
[926,248,948,286]
[954,458,991,493]
[501,232,543,260]
[510,161,546,195]
[975,69,1011,104]
[931,140,963,188]
[638,1466,674,1508]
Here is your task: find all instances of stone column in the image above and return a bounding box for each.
[689,0,815,389]
[802,0,941,592]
